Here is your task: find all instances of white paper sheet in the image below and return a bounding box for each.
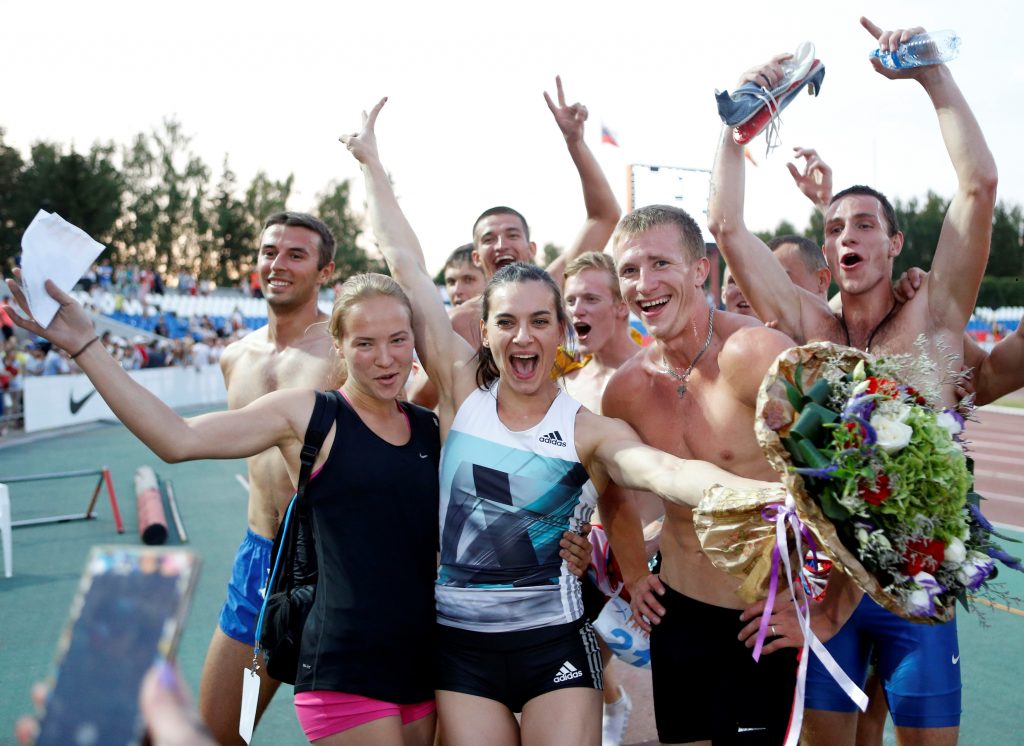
[20,210,105,327]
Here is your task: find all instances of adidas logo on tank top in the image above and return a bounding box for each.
[539,430,566,447]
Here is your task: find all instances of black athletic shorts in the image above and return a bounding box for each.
[650,582,798,745]
[437,618,603,713]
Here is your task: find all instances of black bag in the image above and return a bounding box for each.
[255,390,339,684]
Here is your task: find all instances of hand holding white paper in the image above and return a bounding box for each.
[20,210,105,327]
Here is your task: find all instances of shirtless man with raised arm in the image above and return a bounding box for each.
[707,17,997,746]
[198,212,342,746]
[449,76,621,349]
[599,204,804,746]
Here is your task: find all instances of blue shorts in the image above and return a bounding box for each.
[806,594,961,728]
[218,529,274,646]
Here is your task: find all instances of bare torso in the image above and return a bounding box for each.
[220,323,343,538]
[562,360,617,415]
[603,314,783,609]
[802,283,964,408]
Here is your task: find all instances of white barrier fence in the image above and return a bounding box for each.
[24,365,227,433]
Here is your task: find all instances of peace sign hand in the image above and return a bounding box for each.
[544,75,588,146]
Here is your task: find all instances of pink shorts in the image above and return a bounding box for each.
[293,690,435,741]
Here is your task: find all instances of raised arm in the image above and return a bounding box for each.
[4,280,302,463]
[708,63,817,341]
[541,76,621,287]
[862,17,998,332]
[340,99,475,401]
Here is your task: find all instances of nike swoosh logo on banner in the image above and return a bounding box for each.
[952,654,960,665]
[69,389,97,414]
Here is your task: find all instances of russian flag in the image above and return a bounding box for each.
[601,123,619,147]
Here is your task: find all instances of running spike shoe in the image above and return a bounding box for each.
[715,42,825,150]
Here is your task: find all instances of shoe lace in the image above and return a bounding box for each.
[745,85,786,155]
[734,41,815,155]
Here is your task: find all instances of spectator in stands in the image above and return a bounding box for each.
[42,344,70,376]
[154,314,170,338]
[0,303,14,340]
[145,340,168,368]
[24,343,45,376]
[97,259,114,291]
[191,334,214,368]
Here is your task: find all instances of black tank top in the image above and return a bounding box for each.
[294,393,440,702]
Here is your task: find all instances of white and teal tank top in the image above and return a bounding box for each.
[436,383,598,632]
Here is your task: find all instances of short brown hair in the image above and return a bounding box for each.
[261,212,336,270]
[613,205,706,263]
[564,252,622,303]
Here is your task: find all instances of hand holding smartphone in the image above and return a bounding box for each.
[34,546,201,746]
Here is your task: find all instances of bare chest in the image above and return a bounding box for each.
[622,367,769,477]
[226,348,341,409]
[562,365,614,414]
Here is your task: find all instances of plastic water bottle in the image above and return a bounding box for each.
[871,30,960,70]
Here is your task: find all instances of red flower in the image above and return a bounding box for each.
[903,538,945,576]
[860,474,891,505]
[866,377,899,398]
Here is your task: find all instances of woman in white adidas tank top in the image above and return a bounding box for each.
[343,99,775,746]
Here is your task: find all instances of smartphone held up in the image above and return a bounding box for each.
[34,546,200,746]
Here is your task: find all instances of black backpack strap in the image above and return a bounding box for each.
[295,390,340,504]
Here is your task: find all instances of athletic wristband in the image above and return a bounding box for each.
[70,336,100,359]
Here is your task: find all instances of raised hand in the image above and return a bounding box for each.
[861,16,929,80]
[543,75,588,146]
[4,271,96,356]
[786,146,833,210]
[738,53,793,89]
[339,97,387,165]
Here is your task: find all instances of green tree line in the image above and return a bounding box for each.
[755,192,1024,307]
[0,121,382,285]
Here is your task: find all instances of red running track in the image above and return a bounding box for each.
[967,408,1024,530]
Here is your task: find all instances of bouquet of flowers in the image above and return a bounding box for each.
[747,342,1021,622]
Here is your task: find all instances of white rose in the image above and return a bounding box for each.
[944,537,966,564]
[870,413,914,453]
[852,360,867,381]
[936,411,963,438]
[852,380,871,396]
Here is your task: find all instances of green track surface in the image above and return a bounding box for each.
[0,417,1021,745]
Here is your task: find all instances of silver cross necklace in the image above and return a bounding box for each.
[660,305,715,399]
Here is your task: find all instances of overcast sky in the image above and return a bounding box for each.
[4,0,1021,273]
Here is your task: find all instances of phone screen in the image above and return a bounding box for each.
[35,546,201,746]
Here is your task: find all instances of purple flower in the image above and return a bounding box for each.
[906,571,945,617]
[968,503,995,533]
[793,464,839,479]
[983,545,1024,572]
[957,552,995,591]
[843,396,877,423]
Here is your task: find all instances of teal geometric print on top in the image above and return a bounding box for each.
[439,430,589,588]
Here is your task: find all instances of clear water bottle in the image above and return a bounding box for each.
[871,29,961,70]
